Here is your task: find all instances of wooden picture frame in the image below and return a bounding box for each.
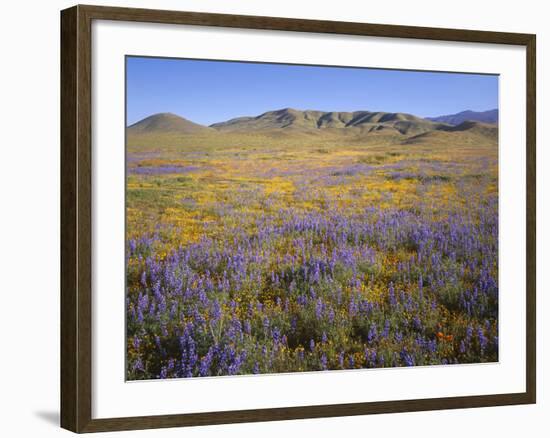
[61,4,536,433]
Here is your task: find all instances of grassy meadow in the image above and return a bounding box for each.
[126,126,498,380]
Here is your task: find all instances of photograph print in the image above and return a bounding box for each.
[125,57,499,380]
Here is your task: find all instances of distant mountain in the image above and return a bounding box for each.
[426,109,498,125]
[210,108,445,136]
[127,113,213,135]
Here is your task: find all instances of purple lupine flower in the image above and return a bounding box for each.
[320,353,328,370]
[136,292,148,323]
[132,357,144,372]
[199,347,214,377]
[228,350,247,375]
[388,282,397,307]
[315,297,324,320]
[212,299,222,321]
[478,327,488,353]
[179,324,198,377]
[400,348,415,367]
[328,308,335,324]
[382,319,390,338]
[272,327,281,345]
[290,316,297,332]
[466,325,474,341]
[370,350,377,365]
[367,323,377,344]
[140,271,147,287]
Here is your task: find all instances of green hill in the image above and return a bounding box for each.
[128,113,214,135]
[209,108,445,136]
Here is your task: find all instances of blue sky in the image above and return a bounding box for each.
[126,56,498,126]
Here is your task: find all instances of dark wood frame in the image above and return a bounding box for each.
[61,4,536,433]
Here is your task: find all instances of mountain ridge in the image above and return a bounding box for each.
[127,109,498,143]
[426,109,498,125]
[209,108,446,135]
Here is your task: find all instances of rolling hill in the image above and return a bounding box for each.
[127,112,214,135]
[441,120,498,138]
[210,108,446,136]
[403,121,498,146]
[126,109,498,151]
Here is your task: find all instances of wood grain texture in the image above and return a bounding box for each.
[60,5,78,432]
[525,34,536,404]
[78,3,534,44]
[60,4,537,433]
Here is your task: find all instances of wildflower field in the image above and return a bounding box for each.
[126,128,498,380]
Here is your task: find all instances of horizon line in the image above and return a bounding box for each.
[127,107,499,128]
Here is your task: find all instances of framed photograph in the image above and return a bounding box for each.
[60,4,536,433]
